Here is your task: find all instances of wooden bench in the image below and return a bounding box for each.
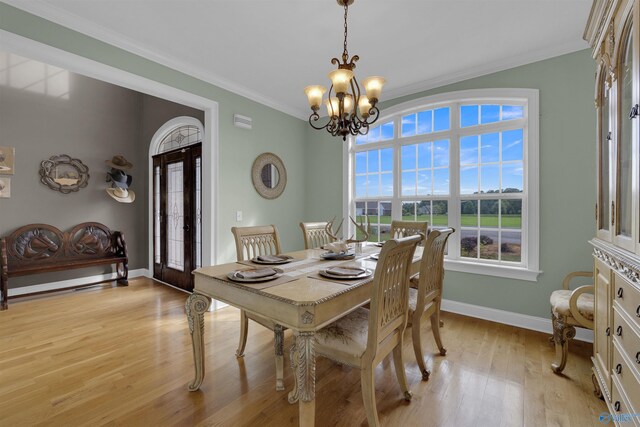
[0,222,128,310]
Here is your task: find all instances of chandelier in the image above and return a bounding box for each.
[304,0,385,141]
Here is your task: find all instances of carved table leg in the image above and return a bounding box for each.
[185,293,212,391]
[288,331,316,427]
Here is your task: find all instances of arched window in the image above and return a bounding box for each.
[346,88,539,281]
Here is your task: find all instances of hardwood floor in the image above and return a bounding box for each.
[0,278,605,426]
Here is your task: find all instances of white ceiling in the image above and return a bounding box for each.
[6,0,593,119]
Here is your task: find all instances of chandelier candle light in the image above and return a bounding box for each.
[305,0,385,141]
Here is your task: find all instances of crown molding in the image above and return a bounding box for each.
[382,38,589,103]
[2,0,307,120]
[4,0,589,121]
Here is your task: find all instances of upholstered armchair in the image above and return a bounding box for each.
[549,271,594,374]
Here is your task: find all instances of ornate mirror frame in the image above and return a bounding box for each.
[39,154,90,194]
[251,152,287,199]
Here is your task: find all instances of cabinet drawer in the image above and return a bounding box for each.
[611,374,640,427]
[612,341,640,414]
[613,307,640,378]
[613,273,640,330]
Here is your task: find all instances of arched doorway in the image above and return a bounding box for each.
[150,117,203,291]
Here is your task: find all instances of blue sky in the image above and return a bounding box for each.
[355,105,524,198]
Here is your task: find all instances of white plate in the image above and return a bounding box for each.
[319,268,373,280]
[250,256,293,265]
[227,268,284,283]
[320,251,355,260]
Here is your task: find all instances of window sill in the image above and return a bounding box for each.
[444,259,541,282]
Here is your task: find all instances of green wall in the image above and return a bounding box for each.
[1,3,598,319]
[305,50,597,318]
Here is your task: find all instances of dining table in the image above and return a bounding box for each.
[185,243,423,427]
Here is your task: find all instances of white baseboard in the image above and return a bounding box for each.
[8,268,150,297]
[441,299,594,343]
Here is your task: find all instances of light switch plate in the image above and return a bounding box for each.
[236,210,243,222]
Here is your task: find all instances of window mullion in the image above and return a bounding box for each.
[391,117,402,222]
[448,101,462,260]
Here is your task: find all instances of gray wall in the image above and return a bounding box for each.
[0,52,204,289]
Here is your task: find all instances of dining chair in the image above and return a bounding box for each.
[312,234,421,427]
[407,227,454,380]
[549,271,594,373]
[299,221,336,249]
[390,220,429,244]
[231,225,286,391]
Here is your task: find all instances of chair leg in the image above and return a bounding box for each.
[392,344,413,400]
[551,312,576,374]
[236,310,248,357]
[430,301,447,356]
[274,325,285,391]
[361,365,380,427]
[411,312,430,380]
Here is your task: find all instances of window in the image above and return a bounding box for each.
[346,89,540,281]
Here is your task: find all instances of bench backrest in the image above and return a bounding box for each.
[1,222,124,268]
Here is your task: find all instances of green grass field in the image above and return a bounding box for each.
[358,214,521,228]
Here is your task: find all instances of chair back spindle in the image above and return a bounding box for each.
[389,220,429,244]
[299,222,336,249]
[231,225,282,261]
[415,228,455,304]
[366,235,421,360]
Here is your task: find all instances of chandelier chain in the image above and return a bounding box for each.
[343,3,349,59]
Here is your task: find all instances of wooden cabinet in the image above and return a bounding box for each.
[594,258,612,399]
[585,0,640,418]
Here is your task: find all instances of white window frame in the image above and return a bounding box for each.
[343,88,541,281]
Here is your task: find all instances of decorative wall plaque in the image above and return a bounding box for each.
[39,154,90,194]
[0,177,10,198]
[0,146,15,175]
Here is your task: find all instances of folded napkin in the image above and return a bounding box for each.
[327,267,366,277]
[257,254,292,262]
[235,268,277,279]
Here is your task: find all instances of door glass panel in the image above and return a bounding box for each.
[618,24,633,237]
[195,157,202,269]
[166,161,185,271]
[154,165,161,264]
[599,73,610,231]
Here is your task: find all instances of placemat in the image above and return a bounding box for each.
[214,272,299,290]
[307,271,373,287]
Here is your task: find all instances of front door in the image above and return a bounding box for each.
[153,144,201,291]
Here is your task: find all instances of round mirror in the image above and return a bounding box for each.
[261,164,280,189]
[252,153,286,199]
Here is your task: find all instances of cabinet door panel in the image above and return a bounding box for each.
[598,68,612,240]
[614,13,636,251]
[595,258,613,398]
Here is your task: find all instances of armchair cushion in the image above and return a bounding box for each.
[550,289,594,322]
